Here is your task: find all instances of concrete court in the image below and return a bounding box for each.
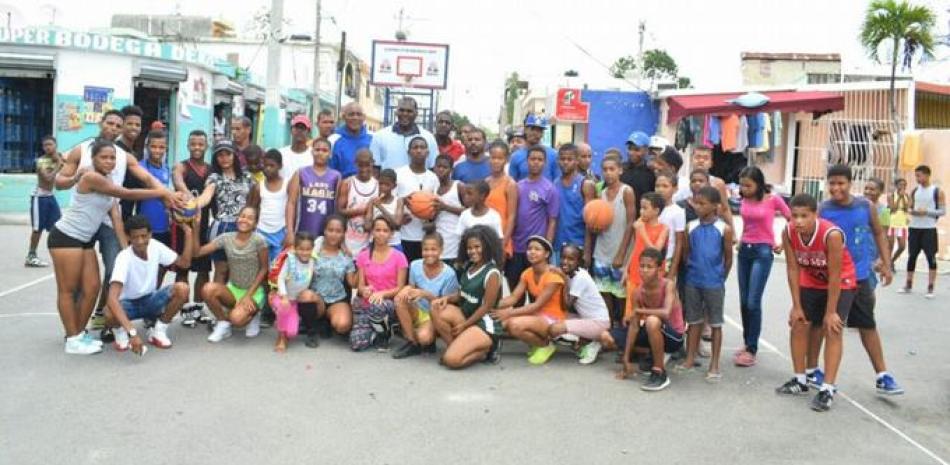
[0,224,947,465]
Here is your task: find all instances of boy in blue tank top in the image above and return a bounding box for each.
[816,164,902,396]
[554,144,596,261]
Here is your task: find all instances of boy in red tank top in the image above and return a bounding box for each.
[776,194,857,412]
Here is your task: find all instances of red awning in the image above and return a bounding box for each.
[666,90,844,123]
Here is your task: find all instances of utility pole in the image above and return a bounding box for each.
[312,0,322,118]
[636,20,645,88]
[264,0,284,149]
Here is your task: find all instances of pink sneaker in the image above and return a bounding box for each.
[734,350,756,367]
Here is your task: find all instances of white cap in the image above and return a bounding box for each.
[649,135,670,149]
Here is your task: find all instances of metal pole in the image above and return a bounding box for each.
[335,31,346,118]
[264,0,284,149]
[312,0,322,117]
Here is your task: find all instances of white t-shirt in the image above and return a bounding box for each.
[395,166,439,242]
[569,268,609,321]
[673,177,691,202]
[659,202,686,260]
[111,240,178,300]
[458,208,503,240]
[278,145,312,180]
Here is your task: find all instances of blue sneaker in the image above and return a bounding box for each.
[876,374,904,395]
[806,369,824,388]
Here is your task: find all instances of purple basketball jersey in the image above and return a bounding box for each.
[297,166,341,236]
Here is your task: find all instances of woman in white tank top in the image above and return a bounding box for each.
[49,140,170,355]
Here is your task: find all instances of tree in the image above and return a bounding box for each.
[641,49,678,84]
[610,49,680,88]
[610,56,637,79]
[503,72,527,128]
[859,0,936,178]
[677,76,692,89]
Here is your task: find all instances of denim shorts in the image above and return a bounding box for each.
[120,285,173,321]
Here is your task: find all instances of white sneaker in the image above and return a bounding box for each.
[897,287,911,294]
[207,321,232,343]
[148,320,173,348]
[113,327,130,351]
[925,291,935,299]
[578,341,602,365]
[65,335,102,355]
[81,331,103,347]
[245,313,261,338]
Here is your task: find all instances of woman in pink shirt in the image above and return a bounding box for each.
[735,166,791,367]
[351,216,408,351]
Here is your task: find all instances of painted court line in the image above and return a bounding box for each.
[0,273,53,298]
[723,315,948,465]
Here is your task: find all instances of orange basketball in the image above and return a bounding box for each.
[583,199,614,232]
[407,192,438,220]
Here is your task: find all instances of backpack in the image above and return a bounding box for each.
[267,247,293,289]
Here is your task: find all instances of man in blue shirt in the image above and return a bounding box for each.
[331,102,373,178]
[816,164,902,397]
[508,114,559,181]
[136,130,173,284]
[453,127,492,183]
[370,97,437,170]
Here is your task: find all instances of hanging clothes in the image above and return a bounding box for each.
[755,113,771,153]
[691,116,705,147]
[675,117,694,150]
[708,115,722,146]
[702,115,714,148]
[899,131,922,171]
[747,113,767,150]
[772,111,783,150]
[736,115,749,152]
[720,114,740,152]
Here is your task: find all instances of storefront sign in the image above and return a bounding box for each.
[555,88,590,123]
[0,27,218,69]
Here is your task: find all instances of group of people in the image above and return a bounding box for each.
[29,97,943,410]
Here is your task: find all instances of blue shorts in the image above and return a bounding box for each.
[30,195,61,232]
[257,228,287,265]
[209,220,238,262]
[120,285,173,321]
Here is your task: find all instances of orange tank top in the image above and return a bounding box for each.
[625,222,668,318]
[486,175,514,254]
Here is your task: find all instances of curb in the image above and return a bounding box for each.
[0,214,29,226]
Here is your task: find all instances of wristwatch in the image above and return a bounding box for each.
[128,328,138,338]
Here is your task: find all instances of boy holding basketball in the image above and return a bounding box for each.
[555,144,596,261]
[585,154,636,327]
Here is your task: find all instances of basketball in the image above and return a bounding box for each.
[173,198,198,224]
[407,192,438,220]
[583,199,614,232]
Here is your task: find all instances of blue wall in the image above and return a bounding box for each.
[582,90,658,175]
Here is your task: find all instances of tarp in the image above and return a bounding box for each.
[666,90,844,123]
[582,90,658,175]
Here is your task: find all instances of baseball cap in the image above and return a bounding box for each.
[507,126,526,141]
[212,140,235,154]
[291,114,312,129]
[626,131,650,147]
[527,235,554,258]
[524,114,548,129]
[649,135,670,150]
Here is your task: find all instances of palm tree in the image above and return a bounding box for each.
[859,0,936,179]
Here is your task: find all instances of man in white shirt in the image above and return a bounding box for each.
[105,215,194,354]
[279,114,314,180]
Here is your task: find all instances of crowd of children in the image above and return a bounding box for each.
[31,109,943,410]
